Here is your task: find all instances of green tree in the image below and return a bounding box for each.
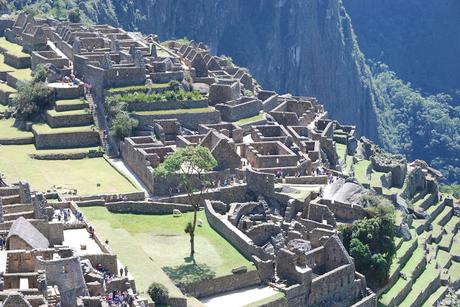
[147,282,168,305]
[13,80,51,120]
[109,111,138,140]
[349,238,371,270]
[68,8,82,23]
[32,64,48,83]
[154,146,217,257]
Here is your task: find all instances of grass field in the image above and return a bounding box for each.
[8,68,32,81]
[0,54,15,72]
[32,123,96,134]
[0,82,17,93]
[0,144,137,194]
[355,160,371,184]
[47,109,90,116]
[80,207,255,297]
[235,113,265,125]
[0,37,29,57]
[0,118,34,139]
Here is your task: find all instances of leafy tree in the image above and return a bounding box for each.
[154,146,217,257]
[109,111,138,140]
[32,64,48,83]
[13,80,52,120]
[370,253,389,283]
[68,8,82,23]
[147,282,168,305]
[349,238,371,270]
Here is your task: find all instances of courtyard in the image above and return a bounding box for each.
[0,144,139,195]
[80,207,255,297]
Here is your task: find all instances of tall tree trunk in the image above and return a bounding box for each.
[190,206,198,257]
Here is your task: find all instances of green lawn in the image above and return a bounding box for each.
[380,278,410,305]
[400,247,425,277]
[8,68,32,81]
[0,37,29,57]
[0,145,137,195]
[0,54,15,72]
[335,143,347,159]
[0,118,34,139]
[235,113,265,125]
[32,123,96,134]
[243,292,285,307]
[47,109,90,116]
[134,107,215,115]
[80,207,255,297]
[354,160,371,184]
[55,99,88,106]
[371,171,386,188]
[0,82,17,93]
[399,263,439,307]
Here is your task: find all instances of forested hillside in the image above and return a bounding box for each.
[5,0,460,183]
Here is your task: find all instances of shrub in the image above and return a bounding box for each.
[32,64,48,83]
[108,90,203,105]
[147,282,169,305]
[13,80,53,120]
[68,8,82,23]
[109,111,138,140]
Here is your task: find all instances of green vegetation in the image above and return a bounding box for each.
[372,63,460,183]
[0,37,29,57]
[80,207,254,296]
[107,83,170,93]
[133,107,214,116]
[13,80,51,120]
[109,111,138,140]
[154,146,217,258]
[0,118,34,139]
[341,198,396,285]
[147,283,168,305]
[0,145,137,194]
[8,68,33,81]
[439,184,460,199]
[235,113,265,125]
[107,89,203,105]
[354,160,371,185]
[32,123,96,134]
[68,7,82,23]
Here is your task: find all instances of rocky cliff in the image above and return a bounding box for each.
[83,0,380,139]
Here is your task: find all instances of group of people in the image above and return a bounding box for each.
[54,208,72,222]
[103,290,135,307]
[61,73,80,86]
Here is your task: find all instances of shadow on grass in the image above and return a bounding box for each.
[162,262,216,288]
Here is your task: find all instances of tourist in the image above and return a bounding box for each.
[124,266,128,276]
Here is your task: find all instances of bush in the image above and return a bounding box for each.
[68,8,82,23]
[108,90,203,105]
[109,111,138,140]
[13,80,53,120]
[32,64,48,83]
[147,282,169,305]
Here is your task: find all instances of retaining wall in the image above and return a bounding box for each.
[105,201,193,214]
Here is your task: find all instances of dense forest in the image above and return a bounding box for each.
[4,0,460,183]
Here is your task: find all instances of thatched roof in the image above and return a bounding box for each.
[7,217,49,249]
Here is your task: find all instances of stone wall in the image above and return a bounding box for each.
[215,99,262,122]
[183,270,261,298]
[45,111,92,128]
[3,53,30,69]
[81,254,118,275]
[246,168,275,198]
[133,109,221,130]
[105,201,193,214]
[33,129,100,149]
[205,200,266,260]
[284,176,327,185]
[126,99,209,112]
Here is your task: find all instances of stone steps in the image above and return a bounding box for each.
[2,203,33,214]
[45,109,93,128]
[54,99,89,112]
[0,194,20,205]
[3,210,34,221]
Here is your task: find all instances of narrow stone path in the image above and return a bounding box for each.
[201,285,279,307]
[109,158,149,196]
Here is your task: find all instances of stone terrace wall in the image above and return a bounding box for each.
[215,100,262,122]
[33,130,100,149]
[126,99,209,112]
[284,176,327,185]
[133,109,221,130]
[105,201,193,214]
[205,200,266,260]
[45,111,92,128]
[184,270,261,298]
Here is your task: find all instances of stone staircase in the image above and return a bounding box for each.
[85,92,111,155]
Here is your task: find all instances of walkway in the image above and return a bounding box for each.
[109,158,149,196]
[201,286,279,307]
[63,228,103,256]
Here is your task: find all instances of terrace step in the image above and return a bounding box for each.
[32,124,100,150]
[421,286,448,307]
[54,99,89,112]
[0,194,21,205]
[2,203,34,214]
[4,210,34,221]
[45,109,93,128]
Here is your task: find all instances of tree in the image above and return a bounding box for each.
[109,111,138,140]
[147,282,168,305]
[68,8,82,23]
[349,238,371,270]
[13,80,52,120]
[154,146,217,257]
[32,63,48,83]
